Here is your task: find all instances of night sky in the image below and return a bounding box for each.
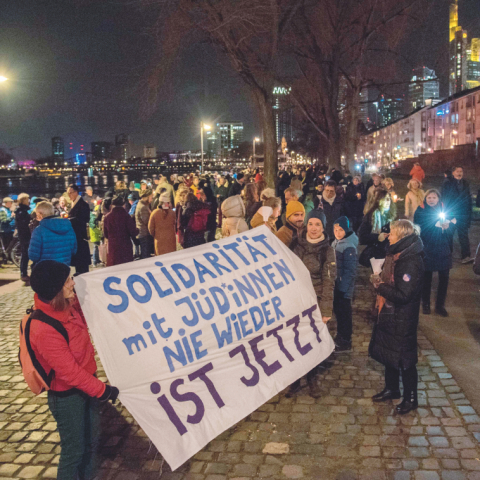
[1,0,479,160]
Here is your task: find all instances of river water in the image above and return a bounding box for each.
[0,172,155,198]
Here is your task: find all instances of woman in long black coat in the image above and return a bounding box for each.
[344,176,366,232]
[369,220,424,415]
[413,189,453,317]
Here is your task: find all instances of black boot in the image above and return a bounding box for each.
[395,398,418,414]
[422,303,431,315]
[396,390,418,414]
[372,388,401,402]
[285,379,302,398]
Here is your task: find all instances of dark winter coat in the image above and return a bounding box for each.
[369,234,424,370]
[332,232,358,299]
[214,184,229,205]
[28,216,77,266]
[441,178,472,226]
[181,200,207,249]
[291,231,336,317]
[229,180,244,197]
[413,203,453,272]
[68,197,91,269]
[315,196,345,241]
[103,206,139,266]
[344,183,366,219]
[15,204,32,244]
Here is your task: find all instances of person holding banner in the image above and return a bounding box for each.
[369,220,424,414]
[28,260,119,480]
[288,209,335,397]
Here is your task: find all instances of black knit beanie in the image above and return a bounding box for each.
[30,261,71,302]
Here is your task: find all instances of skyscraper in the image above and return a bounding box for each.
[449,0,480,95]
[272,86,295,146]
[91,141,113,159]
[409,67,440,112]
[114,134,131,161]
[206,128,219,159]
[52,137,64,161]
[216,123,244,158]
[376,96,405,128]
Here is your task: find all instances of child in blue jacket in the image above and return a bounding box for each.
[332,216,358,353]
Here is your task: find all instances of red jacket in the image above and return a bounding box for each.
[410,165,425,183]
[30,294,106,398]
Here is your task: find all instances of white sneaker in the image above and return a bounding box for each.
[461,257,474,264]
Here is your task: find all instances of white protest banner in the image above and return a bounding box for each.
[75,227,334,470]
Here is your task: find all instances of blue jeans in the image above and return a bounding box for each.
[92,242,100,266]
[48,392,101,480]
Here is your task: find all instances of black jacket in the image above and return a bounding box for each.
[369,234,424,370]
[344,183,366,219]
[15,204,32,244]
[229,181,244,197]
[441,178,472,225]
[68,197,91,268]
[413,203,453,272]
[315,196,345,241]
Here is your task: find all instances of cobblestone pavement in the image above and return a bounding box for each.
[1,270,480,480]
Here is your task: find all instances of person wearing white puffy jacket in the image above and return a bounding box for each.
[221,195,249,237]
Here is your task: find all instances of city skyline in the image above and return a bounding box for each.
[0,0,479,160]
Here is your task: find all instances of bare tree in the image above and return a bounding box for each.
[141,0,302,187]
[287,0,424,171]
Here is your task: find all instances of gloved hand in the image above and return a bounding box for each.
[99,384,120,404]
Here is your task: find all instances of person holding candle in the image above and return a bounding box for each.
[413,189,453,316]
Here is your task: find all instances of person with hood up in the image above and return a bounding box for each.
[414,189,453,317]
[277,201,305,248]
[148,190,176,256]
[103,195,139,266]
[181,192,211,248]
[28,202,77,266]
[221,195,249,238]
[332,216,358,353]
[369,220,424,415]
[288,209,335,397]
[250,197,281,233]
[28,260,119,479]
[410,162,425,183]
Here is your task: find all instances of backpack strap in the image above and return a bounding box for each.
[24,310,70,388]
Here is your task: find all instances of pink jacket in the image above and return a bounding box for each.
[30,294,105,398]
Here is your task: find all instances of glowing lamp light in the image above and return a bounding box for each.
[0,76,7,82]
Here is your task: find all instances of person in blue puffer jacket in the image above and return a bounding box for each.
[332,216,358,353]
[28,201,77,267]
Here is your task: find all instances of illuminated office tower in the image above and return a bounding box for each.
[409,67,440,112]
[216,122,244,158]
[467,38,480,89]
[272,86,295,145]
[52,137,64,161]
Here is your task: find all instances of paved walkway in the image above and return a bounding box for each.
[1,269,480,480]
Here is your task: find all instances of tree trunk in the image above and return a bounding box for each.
[345,85,361,173]
[254,90,278,188]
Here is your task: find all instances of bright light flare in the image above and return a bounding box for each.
[0,76,7,82]
[203,124,211,130]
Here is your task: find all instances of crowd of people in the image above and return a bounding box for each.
[2,161,478,479]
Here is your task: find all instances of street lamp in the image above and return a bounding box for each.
[252,137,260,168]
[200,122,211,173]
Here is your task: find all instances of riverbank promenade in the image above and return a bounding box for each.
[1,258,480,480]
